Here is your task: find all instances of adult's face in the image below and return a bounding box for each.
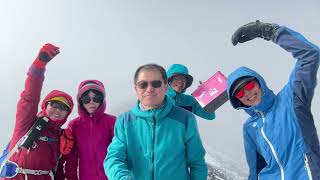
[236,80,262,107]
[169,75,187,93]
[135,69,168,110]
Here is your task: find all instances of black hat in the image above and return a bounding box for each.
[231,76,256,97]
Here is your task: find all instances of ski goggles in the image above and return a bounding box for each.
[234,80,256,99]
[81,94,103,104]
[48,101,70,112]
[136,80,163,90]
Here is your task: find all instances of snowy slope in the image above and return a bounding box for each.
[204,143,248,180]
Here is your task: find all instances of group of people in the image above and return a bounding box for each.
[1,20,319,180]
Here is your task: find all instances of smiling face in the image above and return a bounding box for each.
[135,69,168,110]
[169,75,187,93]
[45,101,69,121]
[235,80,262,106]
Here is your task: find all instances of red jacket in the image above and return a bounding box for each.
[5,63,74,180]
[61,80,116,180]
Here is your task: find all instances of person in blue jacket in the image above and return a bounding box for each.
[167,64,216,120]
[227,20,320,180]
[104,63,207,180]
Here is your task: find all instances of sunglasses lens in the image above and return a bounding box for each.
[137,81,148,89]
[244,80,255,90]
[82,95,103,104]
[151,80,162,88]
[49,101,69,111]
[93,95,103,103]
[235,89,245,99]
[81,95,91,104]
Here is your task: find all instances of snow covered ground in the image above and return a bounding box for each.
[204,144,248,180]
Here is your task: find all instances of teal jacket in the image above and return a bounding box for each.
[104,96,208,180]
[167,64,216,120]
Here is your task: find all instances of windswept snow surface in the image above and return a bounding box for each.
[204,143,248,180]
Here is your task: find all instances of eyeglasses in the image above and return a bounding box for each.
[171,75,187,83]
[234,80,256,99]
[81,94,103,104]
[48,101,70,112]
[136,80,163,89]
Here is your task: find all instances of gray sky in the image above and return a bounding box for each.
[1,0,319,174]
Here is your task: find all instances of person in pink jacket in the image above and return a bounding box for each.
[2,43,74,180]
[61,80,116,180]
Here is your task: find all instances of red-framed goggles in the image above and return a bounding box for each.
[232,78,257,99]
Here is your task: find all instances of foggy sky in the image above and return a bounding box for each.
[1,0,319,172]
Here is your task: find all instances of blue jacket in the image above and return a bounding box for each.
[227,26,320,180]
[167,64,216,120]
[104,96,208,180]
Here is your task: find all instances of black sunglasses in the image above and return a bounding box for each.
[136,80,163,89]
[48,101,70,112]
[81,94,104,104]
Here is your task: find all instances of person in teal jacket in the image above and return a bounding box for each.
[104,64,207,180]
[166,64,216,120]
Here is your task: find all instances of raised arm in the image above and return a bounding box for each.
[273,26,320,107]
[231,20,319,107]
[14,43,60,136]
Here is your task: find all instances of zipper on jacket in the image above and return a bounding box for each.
[256,110,284,180]
[151,114,156,180]
[304,154,313,180]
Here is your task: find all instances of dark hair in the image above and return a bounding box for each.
[134,64,168,84]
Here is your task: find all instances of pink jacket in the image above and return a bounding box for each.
[6,62,74,180]
[62,80,116,180]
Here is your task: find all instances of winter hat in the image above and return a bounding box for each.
[47,96,71,109]
[167,64,193,90]
[77,80,106,100]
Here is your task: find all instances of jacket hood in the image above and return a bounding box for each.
[131,95,174,121]
[40,90,74,128]
[77,80,107,120]
[166,64,193,97]
[226,66,276,116]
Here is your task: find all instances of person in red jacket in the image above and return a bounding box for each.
[59,80,116,180]
[3,43,74,180]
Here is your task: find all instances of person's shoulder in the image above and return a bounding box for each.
[168,105,195,126]
[67,116,81,128]
[103,113,117,120]
[117,110,137,122]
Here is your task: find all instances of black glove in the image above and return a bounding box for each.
[231,20,280,46]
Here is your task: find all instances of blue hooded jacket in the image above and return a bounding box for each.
[104,96,208,180]
[227,26,320,180]
[167,64,216,120]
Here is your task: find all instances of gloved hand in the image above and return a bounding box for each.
[37,43,60,62]
[33,43,60,68]
[231,20,279,46]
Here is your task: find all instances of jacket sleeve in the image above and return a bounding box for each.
[185,114,208,180]
[191,96,216,120]
[243,124,266,180]
[104,114,133,180]
[274,26,320,107]
[64,123,79,180]
[14,63,45,139]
